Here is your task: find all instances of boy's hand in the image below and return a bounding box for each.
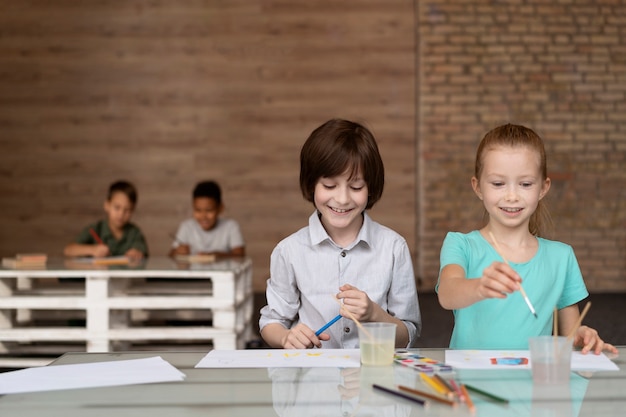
[281,323,329,349]
[172,244,191,256]
[92,244,110,258]
[573,325,619,355]
[478,261,522,300]
[337,284,375,322]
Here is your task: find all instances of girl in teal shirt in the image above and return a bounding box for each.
[437,123,616,354]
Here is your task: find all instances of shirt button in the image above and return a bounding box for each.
[340,251,346,257]
[344,327,350,333]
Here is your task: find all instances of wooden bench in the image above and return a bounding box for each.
[0,257,253,366]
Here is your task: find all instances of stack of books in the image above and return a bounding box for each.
[1,253,48,269]
[174,254,216,264]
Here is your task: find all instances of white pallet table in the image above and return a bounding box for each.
[0,257,253,361]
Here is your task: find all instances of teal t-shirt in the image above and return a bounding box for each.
[437,231,588,349]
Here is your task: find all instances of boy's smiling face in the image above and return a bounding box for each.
[104,191,134,232]
[314,169,368,245]
[193,196,222,231]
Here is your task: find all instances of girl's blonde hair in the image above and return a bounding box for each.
[475,123,553,237]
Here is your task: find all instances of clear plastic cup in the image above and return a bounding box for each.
[529,336,573,385]
[358,323,396,366]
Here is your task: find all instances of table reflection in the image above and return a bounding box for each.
[269,366,413,417]
[269,364,590,417]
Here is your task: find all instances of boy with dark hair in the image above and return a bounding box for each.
[64,180,148,259]
[169,180,245,258]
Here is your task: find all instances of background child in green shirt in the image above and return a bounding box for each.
[64,180,148,260]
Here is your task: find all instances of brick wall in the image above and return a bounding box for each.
[416,0,626,290]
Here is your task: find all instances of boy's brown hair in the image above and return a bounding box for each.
[299,119,384,210]
[108,180,138,206]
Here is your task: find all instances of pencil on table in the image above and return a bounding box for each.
[460,384,476,414]
[398,385,456,406]
[448,379,465,401]
[433,374,455,398]
[420,372,449,397]
[372,384,426,406]
[464,383,509,404]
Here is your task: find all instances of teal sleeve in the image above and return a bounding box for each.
[557,245,588,309]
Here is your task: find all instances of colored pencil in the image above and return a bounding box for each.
[89,228,104,245]
[566,301,591,340]
[488,231,538,318]
[420,372,449,397]
[315,314,341,336]
[398,385,456,406]
[460,384,476,414]
[464,383,509,404]
[372,384,426,406]
[448,379,465,401]
[433,374,455,398]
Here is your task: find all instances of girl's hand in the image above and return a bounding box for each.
[337,284,375,322]
[573,325,619,355]
[477,261,522,300]
[281,323,329,349]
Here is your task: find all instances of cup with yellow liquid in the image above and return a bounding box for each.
[358,323,396,366]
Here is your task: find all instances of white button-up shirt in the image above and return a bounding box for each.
[260,211,421,348]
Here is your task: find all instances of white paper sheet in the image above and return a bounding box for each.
[0,356,185,395]
[195,348,361,368]
[445,349,619,371]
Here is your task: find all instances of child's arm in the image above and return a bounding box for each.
[227,246,245,256]
[197,246,246,258]
[63,243,110,258]
[169,244,190,257]
[558,305,618,355]
[337,284,410,348]
[437,262,523,310]
[260,322,330,349]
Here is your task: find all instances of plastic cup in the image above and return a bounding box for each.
[358,323,396,366]
[529,336,573,385]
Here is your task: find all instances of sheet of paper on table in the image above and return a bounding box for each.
[0,356,185,395]
[445,349,619,371]
[195,348,361,368]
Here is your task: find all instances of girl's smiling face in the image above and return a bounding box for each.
[472,145,550,230]
[314,169,369,245]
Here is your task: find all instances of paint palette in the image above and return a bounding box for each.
[394,350,454,373]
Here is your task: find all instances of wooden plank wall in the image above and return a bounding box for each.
[0,1,417,292]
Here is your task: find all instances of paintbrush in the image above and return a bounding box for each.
[488,231,538,318]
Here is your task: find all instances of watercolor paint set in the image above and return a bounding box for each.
[394,350,454,373]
